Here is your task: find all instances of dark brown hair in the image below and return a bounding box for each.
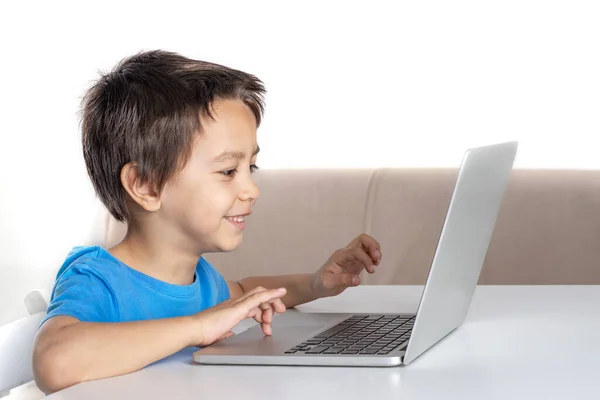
[81,50,266,222]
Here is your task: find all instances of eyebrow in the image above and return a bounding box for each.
[212,146,260,163]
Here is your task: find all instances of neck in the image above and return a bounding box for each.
[108,218,200,286]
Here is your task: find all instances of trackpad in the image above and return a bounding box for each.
[201,312,351,355]
[199,326,325,356]
[271,311,351,328]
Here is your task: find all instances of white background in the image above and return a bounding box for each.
[1,0,599,325]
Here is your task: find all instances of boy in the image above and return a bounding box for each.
[32,50,382,394]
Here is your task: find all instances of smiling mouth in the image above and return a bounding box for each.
[225,215,246,223]
[225,214,248,230]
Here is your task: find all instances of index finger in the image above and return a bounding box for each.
[238,287,287,311]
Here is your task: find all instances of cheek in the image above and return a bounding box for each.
[160,180,207,220]
[160,178,237,225]
[161,184,192,211]
[189,183,237,221]
[210,187,238,214]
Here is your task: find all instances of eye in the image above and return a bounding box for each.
[220,164,259,178]
[220,169,237,177]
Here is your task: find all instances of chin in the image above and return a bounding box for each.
[216,236,243,252]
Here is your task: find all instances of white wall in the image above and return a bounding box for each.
[1,0,599,325]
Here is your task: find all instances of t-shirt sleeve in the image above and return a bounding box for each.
[42,263,120,326]
[199,258,231,304]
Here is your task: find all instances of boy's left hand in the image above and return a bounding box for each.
[311,233,382,298]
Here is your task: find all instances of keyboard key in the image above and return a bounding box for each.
[359,349,378,354]
[314,325,349,339]
[323,347,345,354]
[306,345,331,354]
[304,339,322,344]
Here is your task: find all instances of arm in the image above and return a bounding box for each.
[33,314,198,394]
[230,273,317,308]
[229,233,383,309]
[33,287,287,394]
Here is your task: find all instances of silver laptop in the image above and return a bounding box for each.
[194,141,518,367]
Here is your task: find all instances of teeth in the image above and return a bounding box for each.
[228,216,245,223]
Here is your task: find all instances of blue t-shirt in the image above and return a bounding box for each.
[42,246,230,326]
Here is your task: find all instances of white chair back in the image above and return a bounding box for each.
[0,290,48,396]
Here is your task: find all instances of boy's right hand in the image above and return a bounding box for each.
[191,286,287,347]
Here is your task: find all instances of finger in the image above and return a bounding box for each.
[373,248,382,265]
[240,288,287,312]
[351,247,377,274]
[233,286,268,304]
[332,248,368,274]
[248,306,263,323]
[261,309,273,336]
[351,234,382,265]
[261,321,273,336]
[271,298,286,314]
[260,302,274,324]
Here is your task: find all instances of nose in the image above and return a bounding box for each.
[240,174,260,205]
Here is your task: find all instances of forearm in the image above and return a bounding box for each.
[238,273,317,308]
[33,316,196,394]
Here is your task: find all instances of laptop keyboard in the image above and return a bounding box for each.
[284,314,414,356]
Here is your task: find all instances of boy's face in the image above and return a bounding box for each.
[158,99,260,253]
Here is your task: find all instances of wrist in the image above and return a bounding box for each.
[183,314,203,347]
[308,271,323,299]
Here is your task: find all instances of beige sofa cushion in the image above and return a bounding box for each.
[105,169,600,284]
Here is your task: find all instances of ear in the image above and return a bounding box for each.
[120,162,162,213]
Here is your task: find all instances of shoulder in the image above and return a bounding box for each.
[52,245,124,299]
[45,246,122,323]
[56,245,123,280]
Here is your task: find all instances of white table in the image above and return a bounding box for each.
[48,286,600,400]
